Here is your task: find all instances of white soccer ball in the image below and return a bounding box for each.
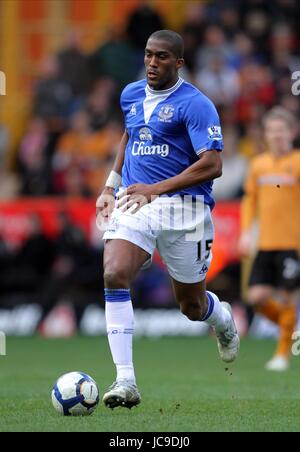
[51,372,100,416]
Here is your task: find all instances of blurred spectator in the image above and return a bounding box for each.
[0,234,14,295]
[220,5,241,39]
[89,29,140,92]
[33,56,74,132]
[280,94,300,117]
[16,214,54,278]
[236,63,276,126]
[57,30,91,96]
[213,128,248,200]
[196,52,240,107]
[86,78,118,130]
[38,212,102,326]
[239,122,265,158]
[17,118,52,196]
[278,95,300,146]
[0,214,54,294]
[0,124,9,162]
[195,25,235,71]
[181,3,206,74]
[270,0,300,30]
[229,33,256,69]
[53,212,88,273]
[240,7,271,58]
[271,22,300,97]
[52,110,121,196]
[0,125,19,199]
[127,0,165,51]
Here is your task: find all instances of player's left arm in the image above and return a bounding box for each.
[153,150,222,194]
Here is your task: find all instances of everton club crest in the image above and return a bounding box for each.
[139,127,153,141]
[158,104,175,123]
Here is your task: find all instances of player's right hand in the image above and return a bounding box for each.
[96,186,115,224]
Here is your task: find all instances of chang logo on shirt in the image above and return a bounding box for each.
[139,127,152,141]
[158,104,175,122]
[132,141,170,157]
[208,125,222,141]
[134,127,169,157]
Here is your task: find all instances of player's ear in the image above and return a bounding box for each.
[176,58,184,70]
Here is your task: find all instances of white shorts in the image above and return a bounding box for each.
[102,196,214,284]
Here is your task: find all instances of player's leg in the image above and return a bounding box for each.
[247,284,280,322]
[157,198,240,363]
[171,277,240,363]
[251,286,297,371]
[157,203,239,362]
[265,288,297,371]
[275,251,299,364]
[247,251,279,318]
[248,284,294,370]
[103,238,150,408]
[246,283,291,369]
[247,251,298,370]
[264,251,299,370]
[247,251,284,368]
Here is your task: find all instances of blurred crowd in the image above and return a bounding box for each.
[1,0,300,201]
[0,212,102,322]
[0,0,300,318]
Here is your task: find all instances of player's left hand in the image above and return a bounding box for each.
[116,183,159,213]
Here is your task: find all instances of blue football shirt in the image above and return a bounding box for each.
[120,77,223,209]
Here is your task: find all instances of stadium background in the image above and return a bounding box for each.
[0,0,299,338]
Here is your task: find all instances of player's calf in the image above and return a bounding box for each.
[180,300,207,321]
[247,285,273,306]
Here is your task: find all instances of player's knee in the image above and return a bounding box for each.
[180,301,204,321]
[103,267,130,289]
[247,287,271,306]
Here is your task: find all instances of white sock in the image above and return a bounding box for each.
[104,289,136,384]
[202,291,231,333]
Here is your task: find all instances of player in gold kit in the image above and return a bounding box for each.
[240,107,300,371]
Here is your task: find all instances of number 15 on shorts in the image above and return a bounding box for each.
[197,239,213,261]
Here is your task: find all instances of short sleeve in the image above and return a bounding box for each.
[120,86,129,128]
[183,94,224,156]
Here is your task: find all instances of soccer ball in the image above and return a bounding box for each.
[51,372,100,416]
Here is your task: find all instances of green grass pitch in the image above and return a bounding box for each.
[0,336,300,432]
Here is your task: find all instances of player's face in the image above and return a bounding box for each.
[264,118,295,154]
[144,38,184,90]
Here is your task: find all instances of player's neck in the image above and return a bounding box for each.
[147,76,182,93]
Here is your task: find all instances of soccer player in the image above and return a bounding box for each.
[240,107,300,371]
[97,30,240,408]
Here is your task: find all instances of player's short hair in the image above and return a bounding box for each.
[263,106,296,129]
[148,30,184,58]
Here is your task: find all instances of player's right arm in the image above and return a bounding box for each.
[239,160,258,257]
[96,130,128,219]
[110,130,129,178]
